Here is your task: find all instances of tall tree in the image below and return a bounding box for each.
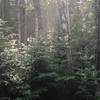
[17,0,26,43]
[69,0,95,69]
[50,0,72,74]
[0,0,10,21]
[95,0,100,70]
[33,0,44,43]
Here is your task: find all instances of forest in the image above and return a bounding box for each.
[0,0,100,100]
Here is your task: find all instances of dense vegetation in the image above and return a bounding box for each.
[0,0,100,100]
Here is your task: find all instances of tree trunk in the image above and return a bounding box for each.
[57,0,72,73]
[95,0,100,99]
[0,0,10,21]
[33,0,44,43]
[17,0,26,43]
[96,0,100,70]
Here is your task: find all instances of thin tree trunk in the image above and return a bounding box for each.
[96,0,100,70]
[95,0,100,99]
[17,0,21,42]
[0,0,10,21]
[17,0,26,43]
[57,0,72,73]
[33,0,44,43]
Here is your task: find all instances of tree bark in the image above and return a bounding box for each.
[96,0,100,70]
[17,0,26,43]
[0,0,10,21]
[57,0,72,73]
[33,0,44,43]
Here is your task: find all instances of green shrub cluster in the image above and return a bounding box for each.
[0,19,99,100]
